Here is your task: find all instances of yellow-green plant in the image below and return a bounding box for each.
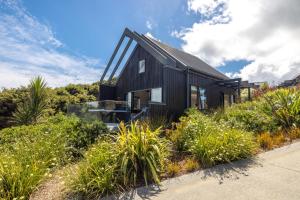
[67,138,119,199]
[117,121,169,186]
[263,88,300,129]
[166,162,181,177]
[169,108,257,167]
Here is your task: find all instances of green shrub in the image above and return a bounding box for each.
[191,128,255,166]
[169,108,257,167]
[167,109,211,152]
[262,88,300,129]
[68,121,169,198]
[0,114,107,199]
[117,121,169,186]
[67,138,119,198]
[215,101,275,133]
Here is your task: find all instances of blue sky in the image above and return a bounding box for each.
[1,0,299,88]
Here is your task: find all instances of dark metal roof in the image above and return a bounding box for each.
[144,35,229,80]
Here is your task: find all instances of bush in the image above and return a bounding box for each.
[262,88,300,129]
[256,132,286,150]
[166,162,181,177]
[215,101,275,133]
[0,114,107,199]
[68,121,169,199]
[169,108,257,167]
[117,121,169,186]
[184,158,199,172]
[67,138,119,198]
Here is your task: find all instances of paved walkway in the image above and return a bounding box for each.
[110,141,300,200]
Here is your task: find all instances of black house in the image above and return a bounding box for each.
[99,28,247,120]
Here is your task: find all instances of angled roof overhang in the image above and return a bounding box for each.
[100,28,176,84]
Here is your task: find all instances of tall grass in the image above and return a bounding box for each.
[262,88,300,129]
[0,114,108,200]
[168,108,257,166]
[117,121,169,186]
[67,138,119,198]
[68,121,169,199]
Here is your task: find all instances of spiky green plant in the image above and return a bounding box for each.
[262,88,300,129]
[116,121,169,186]
[13,76,47,125]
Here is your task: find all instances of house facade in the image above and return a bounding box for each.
[99,28,244,120]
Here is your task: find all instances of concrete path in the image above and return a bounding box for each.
[110,141,300,200]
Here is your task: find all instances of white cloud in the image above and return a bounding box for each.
[0,0,102,89]
[174,0,300,84]
[146,20,153,30]
[145,32,161,42]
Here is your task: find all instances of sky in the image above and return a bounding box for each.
[0,0,300,88]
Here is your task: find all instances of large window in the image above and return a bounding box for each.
[190,85,207,110]
[199,88,207,109]
[138,59,145,73]
[190,85,198,107]
[127,92,132,109]
[151,87,162,103]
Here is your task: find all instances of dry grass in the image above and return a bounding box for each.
[184,158,199,172]
[166,162,181,177]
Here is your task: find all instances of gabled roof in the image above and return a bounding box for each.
[144,35,229,80]
[100,28,229,84]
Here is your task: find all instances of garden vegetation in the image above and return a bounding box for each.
[0,77,300,199]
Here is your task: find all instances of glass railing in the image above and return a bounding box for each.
[67,100,131,123]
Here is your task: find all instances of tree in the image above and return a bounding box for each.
[13,76,48,125]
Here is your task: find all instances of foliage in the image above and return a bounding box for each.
[141,115,171,131]
[288,127,300,140]
[262,88,300,129]
[168,108,257,167]
[166,162,181,177]
[216,88,300,134]
[67,138,119,198]
[256,132,285,150]
[0,114,107,199]
[215,101,276,133]
[68,121,169,198]
[0,87,28,129]
[0,81,99,129]
[116,121,169,186]
[184,158,199,172]
[12,77,48,125]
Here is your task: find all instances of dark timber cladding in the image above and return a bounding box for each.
[99,28,244,120]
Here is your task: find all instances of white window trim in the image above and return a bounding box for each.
[150,87,162,103]
[138,59,145,74]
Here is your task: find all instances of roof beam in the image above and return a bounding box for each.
[100,32,126,83]
[108,38,133,83]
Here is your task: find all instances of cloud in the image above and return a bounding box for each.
[173,0,300,83]
[0,0,102,89]
[146,20,153,30]
[145,32,161,42]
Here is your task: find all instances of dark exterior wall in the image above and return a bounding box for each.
[99,84,116,100]
[188,71,235,108]
[163,67,186,119]
[115,45,164,98]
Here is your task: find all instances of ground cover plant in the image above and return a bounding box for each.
[0,114,108,200]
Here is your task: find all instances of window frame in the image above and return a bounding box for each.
[150,87,162,103]
[138,59,145,74]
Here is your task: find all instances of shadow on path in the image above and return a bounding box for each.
[102,157,262,200]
